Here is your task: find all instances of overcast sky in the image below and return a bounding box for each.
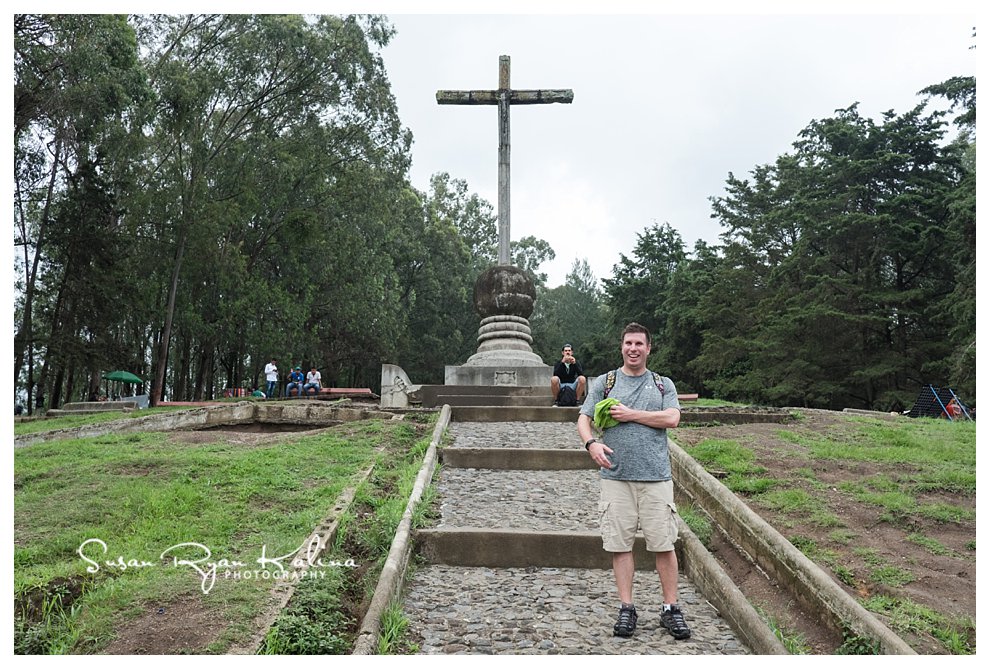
[372,4,977,287]
[9,3,980,288]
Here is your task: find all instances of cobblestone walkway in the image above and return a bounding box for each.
[401,421,749,655]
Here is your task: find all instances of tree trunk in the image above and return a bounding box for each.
[151,229,187,406]
[49,363,65,410]
[65,361,77,403]
[14,135,62,392]
[193,342,209,401]
[88,367,101,402]
[175,334,191,402]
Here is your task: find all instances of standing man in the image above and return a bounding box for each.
[264,358,278,398]
[576,322,690,640]
[551,344,586,406]
[303,366,322,397]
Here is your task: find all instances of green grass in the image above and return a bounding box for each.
[840,477,974,525]
[869,566,916,587]
[828,528,857,545]
[14,418,427,653]
[256,568,353,654]
[788,535,852,584]
[681,438,784,495]
[779,417,975,531]
[756,489,841,528]
[863,594,975,654]
[376,601,417,654]
[835,630,882,654]
[14,406,194,435]
[260,419,436,654]
[692,398,748,407]
[852,546,884,566]
[756,606,811,654]
[678,504,713,547]
[682,414,974,654]
[783,417,975,492]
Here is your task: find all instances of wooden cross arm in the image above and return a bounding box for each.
[436,89,574,105]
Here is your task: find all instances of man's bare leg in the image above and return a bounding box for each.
[655,550,679,604]
[613,551,635,603]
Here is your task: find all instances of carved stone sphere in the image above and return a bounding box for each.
[473,265,536,319]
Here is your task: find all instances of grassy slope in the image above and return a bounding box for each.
[13,419,423,653]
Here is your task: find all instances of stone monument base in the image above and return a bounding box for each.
[444,359,552,387]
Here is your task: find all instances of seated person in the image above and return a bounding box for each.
[251,387,266,398]
[285,366,305,397]
[303,366,322,397]
[551,344,587,406]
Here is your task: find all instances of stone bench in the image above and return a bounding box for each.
[284,387,377,400]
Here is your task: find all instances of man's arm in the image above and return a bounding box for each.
[577,414,613,468]
[608,404,680,429]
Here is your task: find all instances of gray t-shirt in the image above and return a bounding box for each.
[579,369,680,481]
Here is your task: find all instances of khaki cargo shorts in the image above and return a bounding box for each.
[598,479,679,553]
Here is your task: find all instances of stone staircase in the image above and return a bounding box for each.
[399,411,754,655]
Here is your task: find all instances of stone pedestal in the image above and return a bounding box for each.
[444,265,552,387]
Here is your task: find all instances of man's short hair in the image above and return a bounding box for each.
[562,344,573,352]
[621,322,652,346]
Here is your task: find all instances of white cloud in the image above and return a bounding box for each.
[382,11,976,287]
[514,161,623,286]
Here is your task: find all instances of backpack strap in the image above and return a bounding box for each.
[652,371,665,396]
[604,369,665,398]
[604,369,617,398]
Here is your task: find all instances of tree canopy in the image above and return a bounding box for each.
[13,14,975,414]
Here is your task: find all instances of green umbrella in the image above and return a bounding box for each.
[101,370,143,384]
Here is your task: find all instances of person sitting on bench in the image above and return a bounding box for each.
[303,366,322,397]
[552,344,586,406]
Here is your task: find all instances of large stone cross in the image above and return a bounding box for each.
[437,55,573,265]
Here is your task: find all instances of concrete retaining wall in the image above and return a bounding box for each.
[449,405,796,425]
[669,439,915,654]
[352,406,451,655]
[15,401,401,448]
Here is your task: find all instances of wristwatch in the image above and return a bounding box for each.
[584,438,599,450]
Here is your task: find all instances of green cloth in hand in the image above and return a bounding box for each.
[594,397,621,429]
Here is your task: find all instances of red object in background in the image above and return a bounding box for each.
[943,399,963,419]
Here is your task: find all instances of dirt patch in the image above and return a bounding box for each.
[167,425,337,447]
[102,596,224,654]
[673,409,976,654]
[198,422,342,433]
[94,426,339,653]
[706,530,842,653]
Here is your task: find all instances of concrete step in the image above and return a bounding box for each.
[451,406,580,422]
[416,528,668,569]
[441,447,592,470]
[434,394,561,407]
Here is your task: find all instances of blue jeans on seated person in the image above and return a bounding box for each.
[303,383,320,396]
[286,382,303,397]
